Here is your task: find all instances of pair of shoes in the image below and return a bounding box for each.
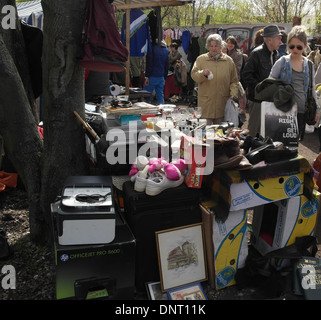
[242,134,273,154]
[145,171,185,196]
[213,135,243,169]
[245,141,290,164]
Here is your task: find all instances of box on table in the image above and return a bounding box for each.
[229,172,304,211]
[180,135,211,189]
[54,210,136,300]
[200,204,248,289]
[251,190,320,260]
[115,114,142,125]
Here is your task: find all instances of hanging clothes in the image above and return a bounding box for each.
[198,37,208,55]
[173,27,182,40]
[163,28,174,46]
[147,9,162,45]
[121,9,152,57]
[181,29,190,54]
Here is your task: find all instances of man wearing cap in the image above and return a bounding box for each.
[242,25,282,136]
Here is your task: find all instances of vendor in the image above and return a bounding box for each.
[168,43,182,72]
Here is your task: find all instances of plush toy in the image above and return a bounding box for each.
[129,156,187,182]
[148,157,167,173]
[163,159,187,180]
[129,155,149,181]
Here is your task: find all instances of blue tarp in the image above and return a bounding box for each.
[16,0,43,29]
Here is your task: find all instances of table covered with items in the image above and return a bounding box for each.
[50,97,321,300]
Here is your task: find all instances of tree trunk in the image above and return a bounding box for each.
[0,0,89,244]
[40,0,89,243]
[0,0,43,243]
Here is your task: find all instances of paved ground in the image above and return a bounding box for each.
[298,127,320,165]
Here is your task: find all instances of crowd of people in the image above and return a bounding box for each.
[86,22,321,146]
[141,24,320,144]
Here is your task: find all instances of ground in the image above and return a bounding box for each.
[0,127,320,300]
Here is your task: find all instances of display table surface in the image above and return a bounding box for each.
[202,155,315,222]
[129,89,152,102]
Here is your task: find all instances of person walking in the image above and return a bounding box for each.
[226,35,244,80]
[144,40,169,105]
[269,25,319,141]
[241,25,282,136]
[191,33,239,125]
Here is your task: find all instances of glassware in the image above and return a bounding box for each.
[194,107,202,123]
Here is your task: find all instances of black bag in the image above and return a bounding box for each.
[306,60,317,126]
[235,235,318,299]
[122,181,202,291]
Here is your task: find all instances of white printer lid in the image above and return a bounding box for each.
[61,186,112,207]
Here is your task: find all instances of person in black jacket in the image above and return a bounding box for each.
[241,25,282,136]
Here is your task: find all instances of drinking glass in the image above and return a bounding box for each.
[194,107,202,123]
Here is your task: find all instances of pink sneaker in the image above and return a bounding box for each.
[145,171,184,196]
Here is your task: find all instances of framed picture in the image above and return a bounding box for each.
[146,281,169,300]
[155,223,207,292]
[167,282,207,300]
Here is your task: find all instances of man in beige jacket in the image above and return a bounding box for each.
[191,33,239,124]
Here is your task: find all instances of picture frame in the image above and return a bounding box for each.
[146,281,169,300]
[167,282,208,300]
[155,223,207,292]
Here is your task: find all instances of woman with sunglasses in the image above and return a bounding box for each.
[269,25,319,141]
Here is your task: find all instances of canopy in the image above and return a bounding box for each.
[16,0,43,29]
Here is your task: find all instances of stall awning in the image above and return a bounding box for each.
[16,0,43,29]
[113,0,191,10]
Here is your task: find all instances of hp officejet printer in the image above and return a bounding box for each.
[52,176,115,245]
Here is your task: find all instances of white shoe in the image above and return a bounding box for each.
[145,171,184,196]
[134,166,149,192]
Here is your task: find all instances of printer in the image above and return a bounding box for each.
[52,176,115,245]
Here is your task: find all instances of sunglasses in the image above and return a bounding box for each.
[289,44,304,50]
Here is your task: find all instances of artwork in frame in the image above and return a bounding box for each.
[146,281,169,300]
[155,223,207,292]
[167,282,208,300]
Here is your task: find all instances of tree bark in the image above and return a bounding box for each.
[40,0,89,243]
[0,0,43,242]
[0,0,89,244]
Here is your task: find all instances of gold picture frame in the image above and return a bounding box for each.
[155,223,207,292]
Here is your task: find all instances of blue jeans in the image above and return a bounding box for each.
[144,76,165,105]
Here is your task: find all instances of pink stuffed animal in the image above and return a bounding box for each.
[148,158,167,173]
[164,159,187,181]
[129,155,149,179]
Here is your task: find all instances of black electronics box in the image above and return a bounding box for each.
[54,209,136,300]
